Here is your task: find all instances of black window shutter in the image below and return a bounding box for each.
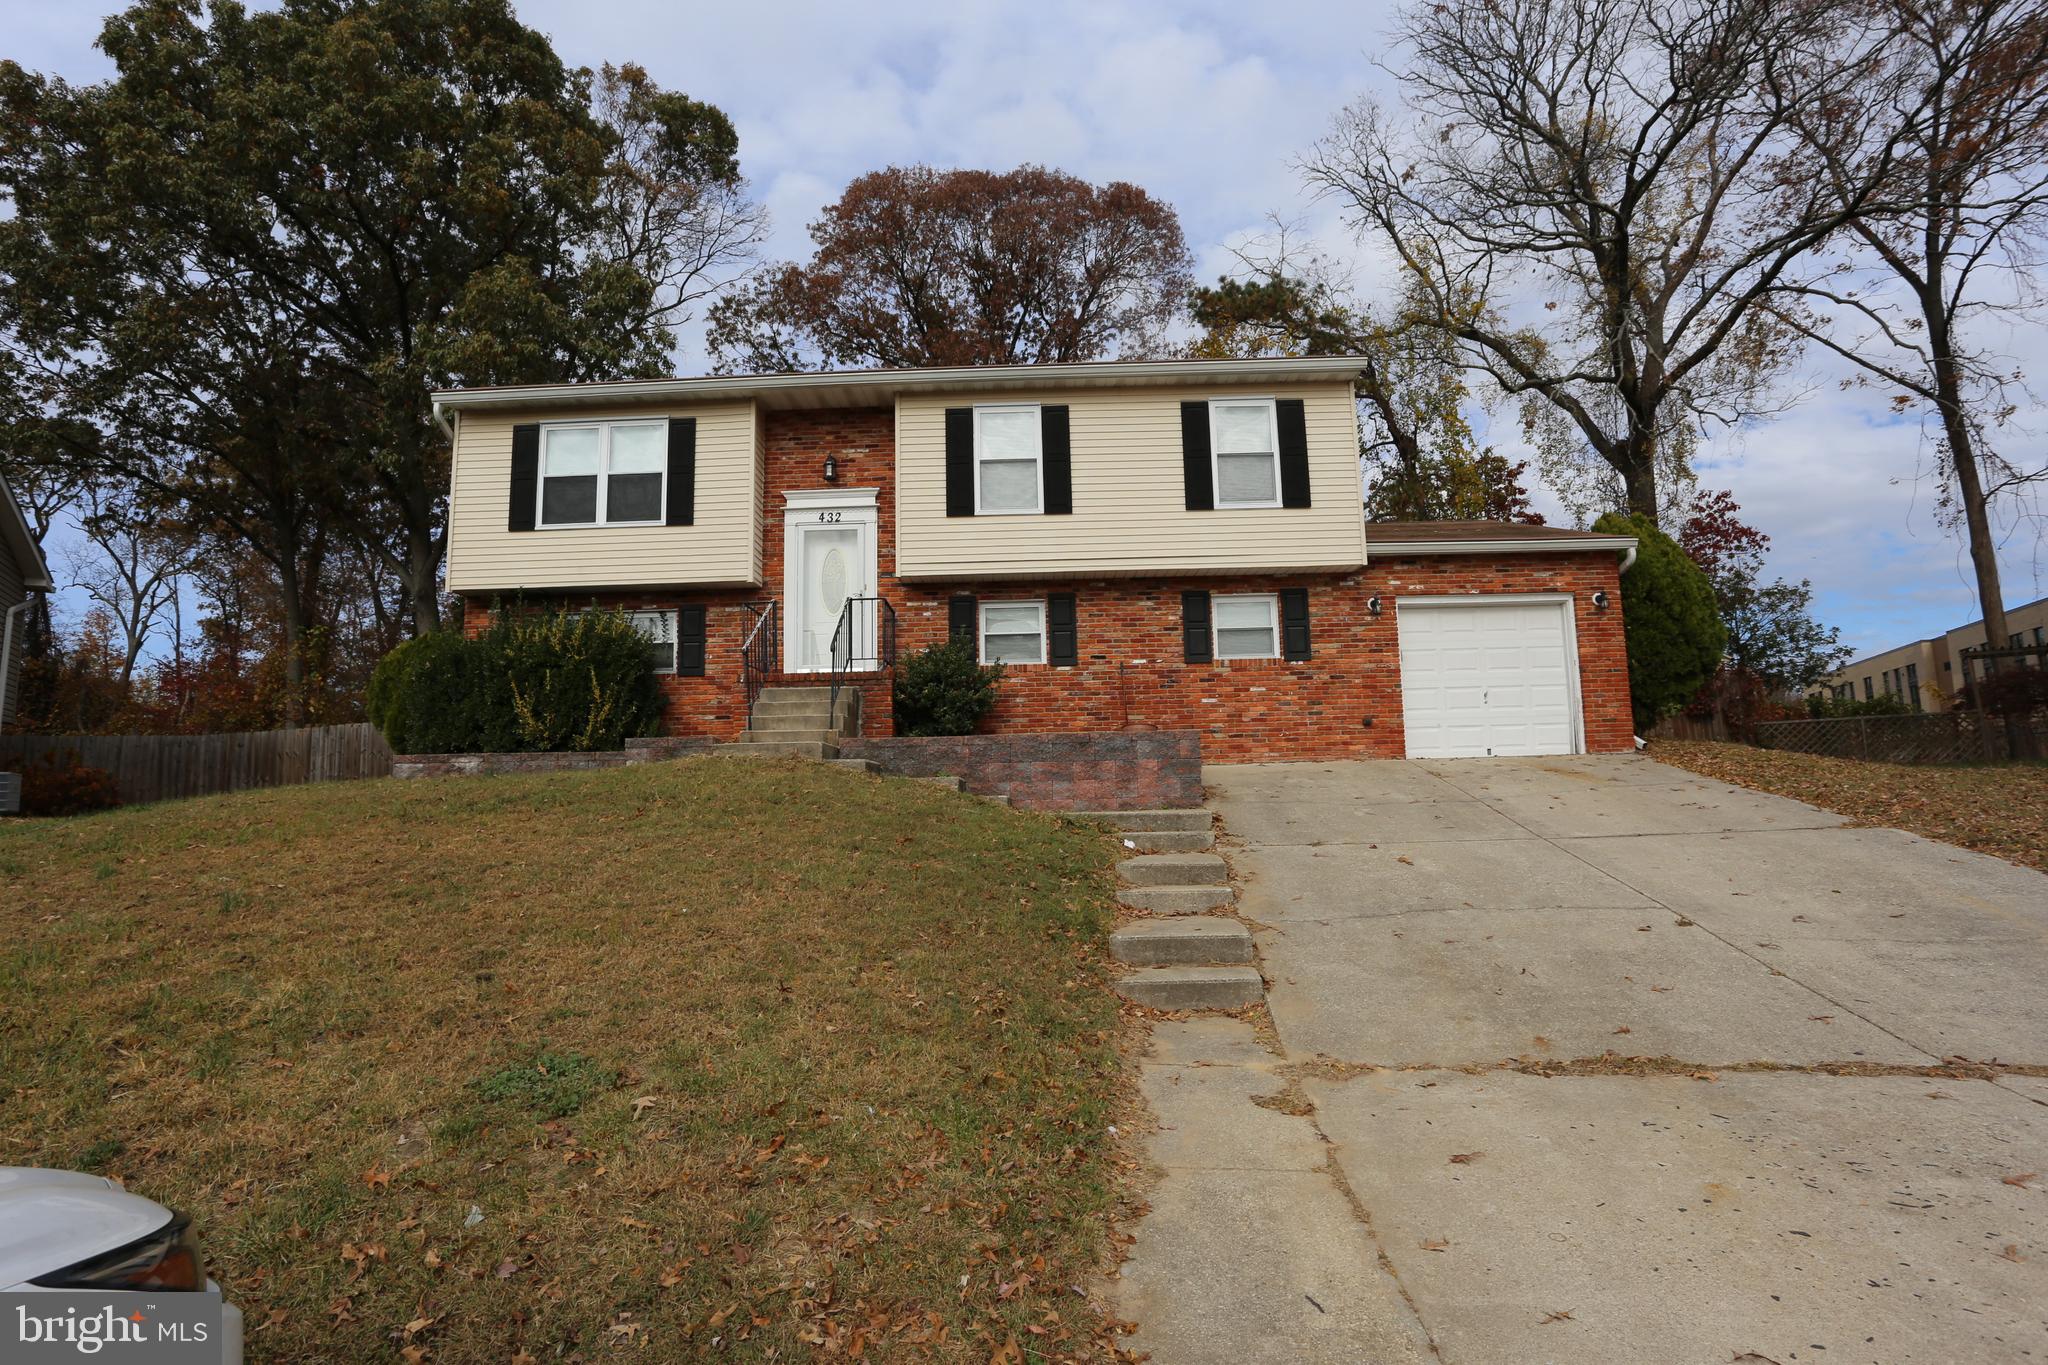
[508,424,540,532]
[1276,399,1311,508]
[1182,590,1213,664]
[1047,592,1078,666]
[945,408,975,517]
[676,605,707,677]
[1180,402,1214,511]
[667,418,697,525]
[1041,405,1072,514]
[948,593,979,640]
[1280,588,1311,662]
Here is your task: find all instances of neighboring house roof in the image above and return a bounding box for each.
[0,472,54,592]
[430,355,1375,425]
[1367,520,1638,556]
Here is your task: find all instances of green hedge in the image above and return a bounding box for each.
[1595,511,1726,730]
[368,606,664,754]
[893,637,1003,736]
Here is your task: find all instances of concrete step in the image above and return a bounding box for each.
[750,697,846,717]
[915,775,964,792]
[1118,852,1229,887]
[1114,830,1214,853]
[722,740,838,760]
[979,792,1012,806]
[1115,965,1265,1011]
[1077,809,1212,833]
[1117,885,1237,915]
[827,758,879,774]
[1111,918,1254,966]
[742,726,837,744]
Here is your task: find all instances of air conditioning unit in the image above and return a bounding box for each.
[0,772,19,815]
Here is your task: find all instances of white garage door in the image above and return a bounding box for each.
[1397,597,1580,758]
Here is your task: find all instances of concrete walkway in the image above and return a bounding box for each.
[1115,754,2048,1363]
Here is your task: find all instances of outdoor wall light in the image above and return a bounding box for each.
[1366,596,1383,617]
[1592,590,1610,611]
[823,454,839,483]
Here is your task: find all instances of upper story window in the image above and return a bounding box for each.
[974,405,1044,515]
[1209,399,1281,509]
[539,421,666,528]
[1213,593,1280,660]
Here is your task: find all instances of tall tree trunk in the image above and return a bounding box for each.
[1925,280,2010,675]
[274,536,307,729]
[1619,434,1660,522]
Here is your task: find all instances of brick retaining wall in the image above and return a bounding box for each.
[841,730,1201,810]
[392,741,716,779]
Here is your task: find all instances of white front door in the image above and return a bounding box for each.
[1397,597,1582,758]
[783,491,879,673]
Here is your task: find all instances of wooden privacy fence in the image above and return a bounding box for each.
[0,723,393,807]
[1752,710,2048,765]
[1649,712,1731,742]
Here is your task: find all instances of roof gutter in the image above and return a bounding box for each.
[431,398,455,441]
[429,355,1376,412]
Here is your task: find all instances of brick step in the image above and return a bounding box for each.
[1114,830,1214,853]
[1076,809,1211,833]
[1117,885,1237,914]
[1110,918,1253,966]
[1115,965,1265,1011]
[1117,852,1228,887]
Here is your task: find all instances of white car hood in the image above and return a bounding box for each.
[0,1167,176,1289]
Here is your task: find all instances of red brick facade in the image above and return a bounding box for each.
[462,406,1636,761]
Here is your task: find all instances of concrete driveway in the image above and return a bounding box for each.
[1116,755,2048,1364]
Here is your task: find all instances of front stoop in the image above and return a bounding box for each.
[1099,811,1266,1011]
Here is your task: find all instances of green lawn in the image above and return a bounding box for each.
[0,759,1130,1362]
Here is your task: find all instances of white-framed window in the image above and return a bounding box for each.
[980,600,1046,665]
[974,404,1043,515]
[1209,398,1281,509]
[628,609,678,674]
[1213,593,1280,660]
[539,420,666,528]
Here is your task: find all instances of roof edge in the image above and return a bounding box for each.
[1368,535,1638,557]
[430,355,1372,410]
[0,474,54,591]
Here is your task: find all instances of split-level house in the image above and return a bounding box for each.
[430,356,1638,762]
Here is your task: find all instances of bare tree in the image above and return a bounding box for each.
[1305,0,1897,523]
[1774,0,2048,658]
[64,483,196,689]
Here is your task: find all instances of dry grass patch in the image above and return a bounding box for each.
[1651,739,2048,872]
[0,758,1129,1361]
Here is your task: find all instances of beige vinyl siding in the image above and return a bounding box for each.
[894,381,1366,580]
[446,401,761,593]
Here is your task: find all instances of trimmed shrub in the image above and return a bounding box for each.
[366,630,518,755]
[893,636,1003,736]
[15,750,121,817]
[487,607,665,753]
[1975,666,2048,717]
[1595,511,1726,730]
[367,607,662,754]
[1806,692,1913,719]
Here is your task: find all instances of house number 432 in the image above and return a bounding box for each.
[816,510,842,523]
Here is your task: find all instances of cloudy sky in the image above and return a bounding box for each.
[10,0,2045,660]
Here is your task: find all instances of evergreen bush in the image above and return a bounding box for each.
[893,636,1003,737]
[366,606,662,754]
[1594,511,1726,730]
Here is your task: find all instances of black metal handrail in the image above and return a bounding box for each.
[739,599,778,730]
[828,595,896,728]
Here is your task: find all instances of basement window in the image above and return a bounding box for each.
[1213,594,1279,660]
[979,600,1046,665]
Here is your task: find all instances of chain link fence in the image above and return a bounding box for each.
[1753,710,2047,764]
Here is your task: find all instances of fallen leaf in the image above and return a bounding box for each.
[1612,1025,1632,1035]
[1396,855,1414,866]
[1419,1237,1450,1251]
[631,1095,658,1119]
[1448,1151,1483,1165]
[362,1164,391,1191]
[2002,1172,2038,1188]
[1537,1309,1574,1325]
[1999,1244,2025,1262]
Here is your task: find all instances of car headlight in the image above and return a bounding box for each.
[30,1213,208,1292]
